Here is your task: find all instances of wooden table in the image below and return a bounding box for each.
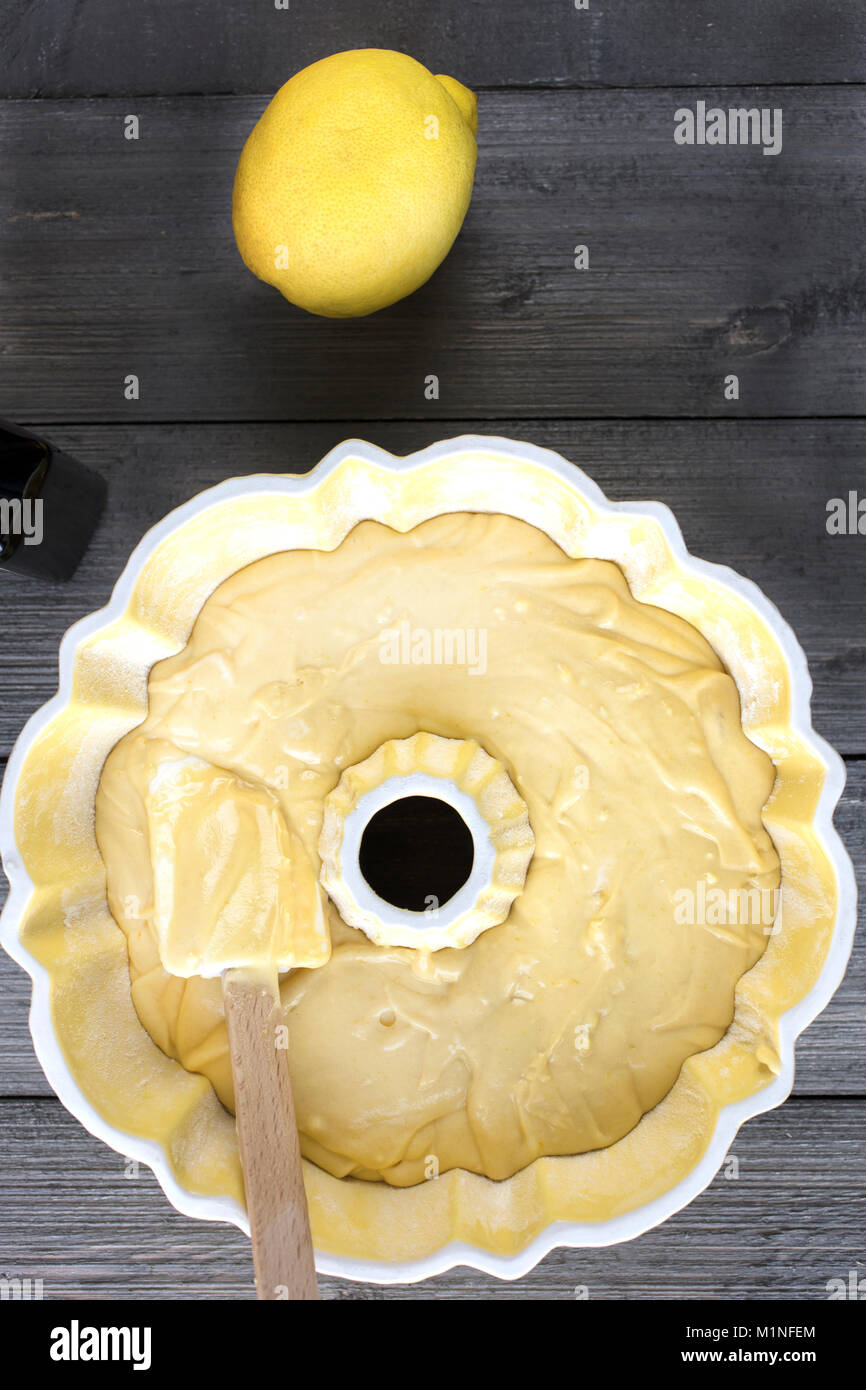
[1,2,864,1300]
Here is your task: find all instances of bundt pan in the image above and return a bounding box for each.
[0,436,856,1283]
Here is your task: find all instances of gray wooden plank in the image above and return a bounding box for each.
[0,420,863,754]
[2,1,865,98]
[0,1095,862,1298]
[1,89,864,421]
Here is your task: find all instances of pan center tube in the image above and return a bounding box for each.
[318,733,535,951]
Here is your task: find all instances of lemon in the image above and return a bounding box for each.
[232,49,478,318]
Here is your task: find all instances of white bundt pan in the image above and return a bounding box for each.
[0,436,857,1284]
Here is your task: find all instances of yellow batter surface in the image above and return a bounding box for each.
[95,513,781,1186]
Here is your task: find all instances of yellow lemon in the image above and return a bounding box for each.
[232,49,478,318]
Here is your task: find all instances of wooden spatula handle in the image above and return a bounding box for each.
[224,968,319,1301]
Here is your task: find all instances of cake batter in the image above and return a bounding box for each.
[95,512,781,1186]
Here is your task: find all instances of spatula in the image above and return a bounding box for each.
[146,756,330,1300]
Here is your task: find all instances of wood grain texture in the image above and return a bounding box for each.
[223,969,318,1300]
[0,420,863,754]
[0,1095,862,1300]
[1,89,863,421]
[2,1,865,98]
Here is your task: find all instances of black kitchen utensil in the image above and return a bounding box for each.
[0,421,106,581]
